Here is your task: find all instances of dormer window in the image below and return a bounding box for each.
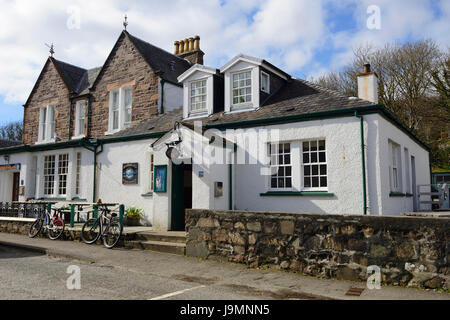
[232,70,252,106]
[178,64,217,119]
[261,71,270,93]
[190,79,207,114]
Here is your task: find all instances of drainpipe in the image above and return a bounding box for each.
[80,139,103,203]
[87,95,92,137]
[160,79,165,114]
[354,111,368,215]
[68,97,73,139]
[228,163,232,210]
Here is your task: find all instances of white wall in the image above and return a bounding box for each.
[97,139,156,226]
[0,152,29,202]
[375,115,430,215]
[233,117,366,215]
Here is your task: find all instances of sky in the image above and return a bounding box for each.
[0,0,448,123]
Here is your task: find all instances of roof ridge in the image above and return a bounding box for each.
[125,31,190,65]
[52,58,87,72]
[295,78,374,105]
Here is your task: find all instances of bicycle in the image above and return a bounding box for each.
[28,206,65,240]
[80,204,122,249]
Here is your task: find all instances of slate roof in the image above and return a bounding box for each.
[75,67,102,96]
[126,31,191,84]
[0,139,22,148]
[110,78,374,139]
[52,58,87,93]
[26,31,190,104]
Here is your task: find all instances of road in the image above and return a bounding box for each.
[0,245,312,300]
[0,233,449,301]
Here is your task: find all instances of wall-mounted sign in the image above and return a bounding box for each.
[154,165,167,193]
[0,163,20,171]
[122,163,138,184]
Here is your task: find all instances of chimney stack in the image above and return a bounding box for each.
[173,35,204,65]
[357,63,378,104]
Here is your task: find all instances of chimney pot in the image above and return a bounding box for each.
[179,40,185,54]
[357,64,378,104]
[194,35,200,51]
[188,37,194,52]
[174,41,180,55]
[184,38,189,52]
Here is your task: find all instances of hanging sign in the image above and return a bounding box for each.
[122,163,138,184]
[0,163,20,171]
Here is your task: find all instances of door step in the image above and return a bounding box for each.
[133,231,187,244]
[124,239,186,255]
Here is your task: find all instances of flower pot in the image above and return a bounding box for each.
[126,216,141,226]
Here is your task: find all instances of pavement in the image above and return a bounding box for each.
[0,232,449,300]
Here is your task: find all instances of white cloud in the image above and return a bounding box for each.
[0,0,447,115]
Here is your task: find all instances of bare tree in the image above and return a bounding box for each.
[0,121,23,142]
[312,39,448,167]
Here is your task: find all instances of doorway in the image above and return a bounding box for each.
[12,172,20,202]
[171,163,192,231]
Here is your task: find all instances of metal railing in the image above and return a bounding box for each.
[417,184,450,211]
[0,202,47,218]
[0,201,125,228]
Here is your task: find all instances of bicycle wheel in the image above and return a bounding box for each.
[81,218,101,244]
[103,220,122,249]
[48,216,65,240]
[28,218,43,238]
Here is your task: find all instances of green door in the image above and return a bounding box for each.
[171,164,185,231]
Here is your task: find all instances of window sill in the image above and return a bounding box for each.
[389,192,406,197]
[185,112,209,120]
[389,192,414,198]
[104,130,120,136]
[260,191,334,197]
[71,135,86,140]
[35,139,56,145]
[71,197,87,202]
[141,192,153,198]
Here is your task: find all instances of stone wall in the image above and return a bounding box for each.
[23,59,70,145]
[186,209,450,290]
[90,33,160,138]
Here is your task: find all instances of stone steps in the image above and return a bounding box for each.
[124,231,187,255]
[134,231,186,243]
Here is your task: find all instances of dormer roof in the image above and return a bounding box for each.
[219,54,290,80]
[177,64,219,82]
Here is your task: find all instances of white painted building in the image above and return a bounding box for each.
[0,49,431,231]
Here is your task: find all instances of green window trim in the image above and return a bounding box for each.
[141,192,153,197]
[260,191,334,197]
[71,197,87,202]
[405,193,413,197]
[389,192,406,197]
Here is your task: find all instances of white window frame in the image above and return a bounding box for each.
[301,139,328,191]
[107,87,132,134]
[38,105,56,143]
[124,87,132,128]
[268,142,293,191]
[389,140,402,192]
[189,78,208,114]
[75,152,82,196]
[261,70,270,93]
[404,148,411,194]
[42,153,70,197]
[231,69,252,108]
[74,100,86,138]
